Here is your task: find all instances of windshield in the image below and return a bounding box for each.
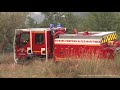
[21,33,29,41]
[20,33,30,46]
[15,33,30,47]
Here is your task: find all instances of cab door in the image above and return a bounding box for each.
[15,32,30,58]
[32,32,45,55]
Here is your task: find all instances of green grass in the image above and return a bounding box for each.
[0,53,120,78]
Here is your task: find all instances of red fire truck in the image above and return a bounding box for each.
[13,25,120,63]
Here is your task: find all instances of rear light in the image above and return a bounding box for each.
[108,41,114,46]
[113,44,117,47]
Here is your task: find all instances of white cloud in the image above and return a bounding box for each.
[32,12,41,15]
[31,12,89,23]
[31,12,45,23]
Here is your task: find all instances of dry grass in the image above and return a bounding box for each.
[0,53,120,78]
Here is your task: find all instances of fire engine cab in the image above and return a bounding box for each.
[13,24,120,63]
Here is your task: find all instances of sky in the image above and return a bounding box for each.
[31,12,89,23]
[31,12,45,23]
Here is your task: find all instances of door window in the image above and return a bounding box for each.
[35,34,44,44]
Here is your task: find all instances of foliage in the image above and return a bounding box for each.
[26,16,37,28]
[0,12,29,52]
[80,12,120,32]
[40,12,81,33]
[1,12,120,53]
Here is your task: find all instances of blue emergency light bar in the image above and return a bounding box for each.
[50,23,62,29]
[50,24,54,28]
[57,23,62,28]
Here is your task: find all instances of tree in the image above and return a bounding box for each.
[26,16,37,28]
[0,12,29,52]
[40,12,81,33]
[80,12,120,32]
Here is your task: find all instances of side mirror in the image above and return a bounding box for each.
[15,40,19,45]
[15,35,20,45]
